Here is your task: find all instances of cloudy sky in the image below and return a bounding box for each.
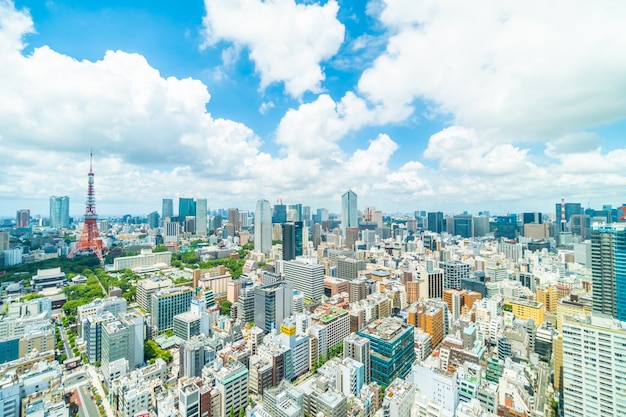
[1,0,626,218]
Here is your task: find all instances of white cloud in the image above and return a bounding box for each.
[202,0,345,97]
[258,101,275,115]
[359,0,626,138]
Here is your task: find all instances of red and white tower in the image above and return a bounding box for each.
[68,151,107,263]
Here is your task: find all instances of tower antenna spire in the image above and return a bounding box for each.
[68,150,107,264]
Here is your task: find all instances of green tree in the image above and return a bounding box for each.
[220,300,232,316]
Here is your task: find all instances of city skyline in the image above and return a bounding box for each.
[2,1,626,216]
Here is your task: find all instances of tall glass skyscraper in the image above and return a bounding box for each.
[254,199,272,254]
[178,198,196,225]
[162,198,173,221]
[591,223,626,321]
[341,190,358,234]
[195,199,207,237]
[49,196,70,228]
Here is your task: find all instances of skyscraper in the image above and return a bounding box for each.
[49,196,70,229]
[341,190,358,235]
[162,198,173,221]
[255,199,272,254]
[178,198,196,225]
[16,209,30,228]
[196,199,208,237]
[282,222,299,261]
[228,208,240,233]
[427,212,444,233]
[591,223,626,321]
[272,204,287,224]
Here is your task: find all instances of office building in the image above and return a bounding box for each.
[49,196,70,228]
[151,286,193,333]
[341,190,358,234]
[284,259,324,301]
[441,261,470,290]
[16,209,29,228]
[255,199,272,255]
[254,281,293,334]
[381,378,415,417]
[162,198,174,220]
[228,208,240,233]
[136,277,173,312]
[427,212,444,234]
[101,321,130,387]
[147,211,160,229]
[273,204,287,224]
[591,223,626,320]
[344,333,371,384]
[337,257,365,280]
[0,231,8,251]
[209,359,249,417]
[195,198,207,237]
[453,215,474,238]
[358,318,415,386]
[179,198,196,225]
[562,314,626,417]
[118,310,144,369]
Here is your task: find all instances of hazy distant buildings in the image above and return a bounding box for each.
[162,198,173,221]
[179,198,196,226]
[427,212,444,234]
[196,198,208,237]
[255,199,272,255]
[16,209,29,228]
[342,190,358,235]
[49,196,70,228]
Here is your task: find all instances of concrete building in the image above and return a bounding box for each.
[382,378,415,417]
[283,259,324,301]
[136,276,173,313]
[344,333,371,385]
[591,223,626,321]
[209,359,249,417]
[562,314,626,417]
[113,249,172,271]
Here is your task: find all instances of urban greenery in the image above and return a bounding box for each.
[144,340,173,363]
[311,342,344,373]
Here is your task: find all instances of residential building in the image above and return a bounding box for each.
[591,223,626,320]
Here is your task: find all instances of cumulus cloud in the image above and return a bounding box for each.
[202,0,345,97]
[359,0,626,138]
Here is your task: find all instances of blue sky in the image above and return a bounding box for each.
[1,0,626,218]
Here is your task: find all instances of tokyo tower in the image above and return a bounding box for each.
[68,150,107,263]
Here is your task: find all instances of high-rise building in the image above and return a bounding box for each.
[255,200,272,255]
[151,286,193,333]
[195,198,207,237]
[49,196,70,228]
[228,208,240,233]
[254,281,293,334]
[16,209,30,228]
[427,212,444,234]
[209,359,249,417]
[562,314,626,417]
[283,259,324,301]
[555,202,583,224]
[453,215,474,238]
[273,204,287,224]
[281,222,302,260]
[591,224,626,321]
[344,333,371,385]
[0,231,9,251]
[179,198,196,225]
[147,211,160,229]
[441,261,470,290]
[101,320,130,387]
[341,190,358,235]
[162,198,174,221]
[358,318,415,386]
